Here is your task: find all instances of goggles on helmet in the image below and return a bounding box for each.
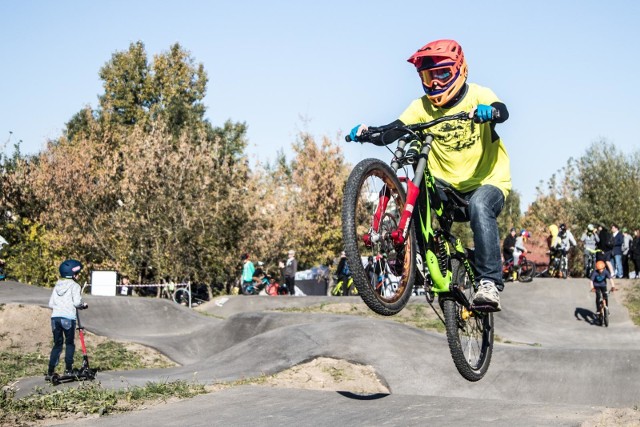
[418,63,456,90]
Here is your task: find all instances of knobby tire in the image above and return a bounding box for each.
[518,260,536,283]
[342,158,415,315]
[442,259,493,381]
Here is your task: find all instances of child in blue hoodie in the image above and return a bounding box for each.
[47,259,87,378]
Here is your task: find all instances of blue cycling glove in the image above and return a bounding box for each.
[475,104,493,123]
[349,124,362,142]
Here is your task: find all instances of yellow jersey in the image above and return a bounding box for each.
[398,83,511,198]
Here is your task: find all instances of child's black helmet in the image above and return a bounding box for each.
[59,259,83,278]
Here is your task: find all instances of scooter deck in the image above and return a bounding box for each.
[46,371,96,385]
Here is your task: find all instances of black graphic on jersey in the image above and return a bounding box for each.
[433,119,479,152]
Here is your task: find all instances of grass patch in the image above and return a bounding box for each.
[0,380,206,426]
[623,281,640,326]
[0,340,172,390]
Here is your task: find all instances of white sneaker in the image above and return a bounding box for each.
[472,279,501,311]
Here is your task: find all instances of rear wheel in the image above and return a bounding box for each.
[173,288,191,305]
[518,260,536,283]
[442,259,493,381]
[342,158,415,315]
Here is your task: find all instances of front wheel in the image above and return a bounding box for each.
[518,260,536,283]
[342,158,415,315]
[560,257,569,279]
[442,259,493,381]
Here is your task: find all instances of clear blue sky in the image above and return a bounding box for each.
[2,1,638,212]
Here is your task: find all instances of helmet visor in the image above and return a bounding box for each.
[419,63,456,89]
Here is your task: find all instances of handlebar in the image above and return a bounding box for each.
[346,108,500,143]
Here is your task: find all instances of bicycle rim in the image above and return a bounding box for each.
[518,260,535,283]
[342,158,415,315]
[173,288,191,305]
[443,259,493,381]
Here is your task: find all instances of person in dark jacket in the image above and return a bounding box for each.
[611,224,624,278]
[283,250,298,296]
[502,228,517,263]
[631,229,640,278]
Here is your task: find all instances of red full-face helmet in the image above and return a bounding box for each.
[407,39,468,107]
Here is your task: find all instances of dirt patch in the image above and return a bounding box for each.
[0,303,173,366]
[581,407,640,426]
[257,357,388,394]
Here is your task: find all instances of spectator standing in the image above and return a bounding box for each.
[284,250,297,296]
[611,224,624,279]
[631,229,640,279]
[502,228,517,263]
[119,275,131,296]
[622,228,632,278]
[597,225,613,263]
[580,224,600,276]
[240,253,255,294]
[336,251,350,296]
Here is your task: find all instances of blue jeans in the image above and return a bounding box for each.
[463,185,505,290]
[48,317,76,374]
[614,254,623,278]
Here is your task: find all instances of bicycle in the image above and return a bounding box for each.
[584,248,601,278]
[547,248,569,279]
[593,287,614,327]
[342,111,495,381]
[331,275,358,296]
[502,252,536,283]
[159,280,192,306]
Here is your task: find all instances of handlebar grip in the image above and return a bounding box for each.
[345,135,353,142]
[492,107,500,120]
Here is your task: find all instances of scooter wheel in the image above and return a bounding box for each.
[51,373,61,385]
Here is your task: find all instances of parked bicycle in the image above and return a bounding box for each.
[342,111,495,381]
[502,252,536,283]
[331,275,358,296]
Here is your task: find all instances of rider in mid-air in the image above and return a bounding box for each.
[349,39,510,311]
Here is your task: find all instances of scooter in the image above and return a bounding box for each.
[46,304,97,385]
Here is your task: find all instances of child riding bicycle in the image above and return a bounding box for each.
[349,39,510,311]
[590,260,616,322]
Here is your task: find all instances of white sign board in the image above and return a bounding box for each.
[91,270,117,296]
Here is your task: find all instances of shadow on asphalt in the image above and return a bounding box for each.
[574,307,599,325]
